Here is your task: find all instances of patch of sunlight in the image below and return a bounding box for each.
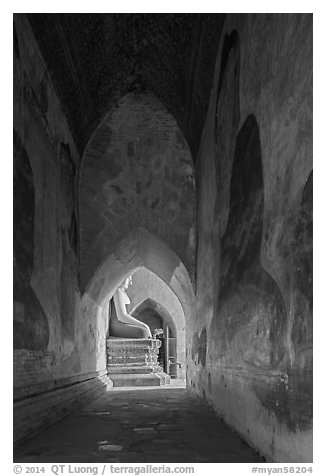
[97,440,123,451]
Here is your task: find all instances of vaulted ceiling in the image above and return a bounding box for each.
[27,13,225,159]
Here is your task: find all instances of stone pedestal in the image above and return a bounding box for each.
[107,338,170,387]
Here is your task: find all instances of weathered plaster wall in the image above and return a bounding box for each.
[80,92,196,290]
[189,14,312,462]
[13,130,49,351]
[13,15,111,444]
[14,13,82,378]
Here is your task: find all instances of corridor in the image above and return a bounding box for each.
[14,383,264,463]
[13,13,313,463]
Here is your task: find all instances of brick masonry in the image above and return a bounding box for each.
[80,92,196,290]
[14,371,113,446]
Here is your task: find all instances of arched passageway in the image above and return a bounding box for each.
[80,227,194,375]
[13,13,312,464]
[128,267,186,378]
[131,299,178,376]
[78,92,195,377]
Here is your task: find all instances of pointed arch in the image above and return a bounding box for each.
[128,269,187,379]
[79,228,194,373]
[83,227,194,307]
[132,297,177,333]
[79,92,196,291]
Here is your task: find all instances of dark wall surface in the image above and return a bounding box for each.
[189,13,313,462]
[13,130,49,350]
[27,13,225,159]
[13,14,81,376]
[212,115,287,370]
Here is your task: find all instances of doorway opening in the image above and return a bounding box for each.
[132,298,181,378]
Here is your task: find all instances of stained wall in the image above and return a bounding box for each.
[13,14,111,444]
[188,14,313,462]
[13,14,82,380]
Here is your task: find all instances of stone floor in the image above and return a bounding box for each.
[14,381,265,463]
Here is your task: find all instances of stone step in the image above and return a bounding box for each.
[107,355,149,367]
[107,365,160,374]
[107,355,153,362]
[110,373,170,387]
[107,338,161,349]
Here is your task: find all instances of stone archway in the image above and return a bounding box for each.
[132,298,177,339]
[79,92,196,292]
[132,299,175,376]
[128,267,186,378]
[79,228,194,377]
[78,91,196,380]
